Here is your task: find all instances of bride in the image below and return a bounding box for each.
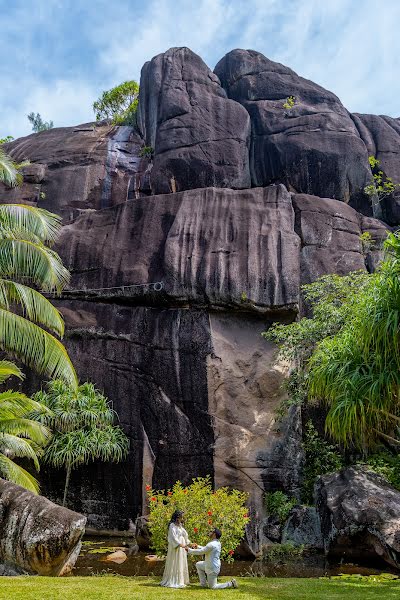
[160,510,191,588]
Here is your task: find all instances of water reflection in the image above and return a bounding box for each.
[73,537,396,578]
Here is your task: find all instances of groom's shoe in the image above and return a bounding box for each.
[231,578,238,588]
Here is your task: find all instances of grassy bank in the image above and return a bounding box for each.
[0,576,399,600]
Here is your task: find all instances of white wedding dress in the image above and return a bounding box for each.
[160,523,190,588]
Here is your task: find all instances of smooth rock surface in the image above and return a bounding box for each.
[0,478,86,576]
[214,49,372,208]
[282,506,323,550]
[316,466,400,568]
[138,47,251,194]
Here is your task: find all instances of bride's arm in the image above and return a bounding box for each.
[168,523,186,548]
[182,527,190,546]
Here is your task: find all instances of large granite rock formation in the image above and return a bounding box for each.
[0,479,86,575]
[0,45,397,536]
[1,122,150,220]
[316,467,400,569]
[137,47,251,194]
[214,49,372,210]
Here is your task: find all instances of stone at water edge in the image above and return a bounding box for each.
[105,550,127,564]
[316,466,400,569]
[0,478,86,576]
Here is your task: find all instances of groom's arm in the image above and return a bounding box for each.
[188,543,212,556]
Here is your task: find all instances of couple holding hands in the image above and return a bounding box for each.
[160,510,238,590]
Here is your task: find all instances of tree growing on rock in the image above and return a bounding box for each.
[33,380,129,506]
[27,112,54,133]
[93,80,139,125]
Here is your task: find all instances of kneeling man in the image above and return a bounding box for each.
[187,528,238,589]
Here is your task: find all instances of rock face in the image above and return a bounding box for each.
[0,45,398,535]
[138,47,251,194]
[0,478,86,576]
[282,506,323,550]
[214,49,373,209]
[1,122,150,220]
[316,467,400,568]
[352,113,400,223]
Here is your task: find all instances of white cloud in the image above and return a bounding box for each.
[1,0,399,140]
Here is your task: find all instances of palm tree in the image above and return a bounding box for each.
[0,203,77,388]
[33,380,129,506]
[0,146,29,187]
[0,360,51,492]
[308,231,400,450]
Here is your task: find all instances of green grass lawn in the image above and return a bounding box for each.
[0,576,399,600]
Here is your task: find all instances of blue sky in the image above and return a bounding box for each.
[1,0,399,139]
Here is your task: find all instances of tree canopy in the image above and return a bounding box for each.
[93,80,139,125]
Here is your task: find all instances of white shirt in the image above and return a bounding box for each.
[188,540,221,574]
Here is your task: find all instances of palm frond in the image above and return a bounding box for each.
[0,308,78,389]
[0,148,18,187]
[0,204,62,244]
[0,452,39,493]
[0,360,23,384]
[0,238,70,292]
[0,419,51,447]
[0,433,41,469]
[0,278,64,336]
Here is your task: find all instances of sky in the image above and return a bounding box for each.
[1,0,399,139]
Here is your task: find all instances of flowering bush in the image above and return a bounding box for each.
[146,476,249,562]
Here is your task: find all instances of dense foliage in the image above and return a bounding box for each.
[302,421,343,503]
[308,232,400,449]
[146,476,249,562]
[33,380,129,505]
[264,271,372,409]
[0,361,51,492]
[27,112,54,132]
[93,81,139,125]
[264,491,296,523]
[363,451,400,490]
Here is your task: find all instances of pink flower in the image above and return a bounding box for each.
[151,497,157,502]
[207,511,213,516]
[145,485,151,491]
[228,550,234,556]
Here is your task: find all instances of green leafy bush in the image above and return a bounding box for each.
[138,146,154,159]
[0,136,14,144]
[302,421,343,504]
[363,451,400,490]
[263,542,304,562]
[283,96,296,109]
[146,476,249,562]
[364,155,399,205]
[93,81,139,125]
[264,491,297,523]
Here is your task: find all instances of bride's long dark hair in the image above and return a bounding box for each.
[169,509,184,528]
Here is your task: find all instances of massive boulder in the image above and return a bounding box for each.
[137,47,251,194]
[214,49,372,210]
[352,113,400,224]
[316,467,400,568]
[0,479,86,575]
[1,122,150,220]
[0,45,396,534]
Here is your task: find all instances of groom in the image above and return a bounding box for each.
[187,528,238,589]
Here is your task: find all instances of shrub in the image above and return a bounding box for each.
[283,96,296,109]
[263,542,304,562]
[0,136,14,144]
[138,146,154,159]
[146,476,249,562]
[93,81,139,125]
[364,155,399,205]
[302,421,343,504]
[363,451,400,490]
[264,491,296,523]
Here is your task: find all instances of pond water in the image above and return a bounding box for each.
[72,537,397,578]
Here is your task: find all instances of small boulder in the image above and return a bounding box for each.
[105,550,127,564]
[316,466,400,568]
[282,506,323,550]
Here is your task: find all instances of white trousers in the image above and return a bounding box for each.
[195,561,233,589]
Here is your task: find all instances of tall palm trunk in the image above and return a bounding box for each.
[63,462,72,507]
